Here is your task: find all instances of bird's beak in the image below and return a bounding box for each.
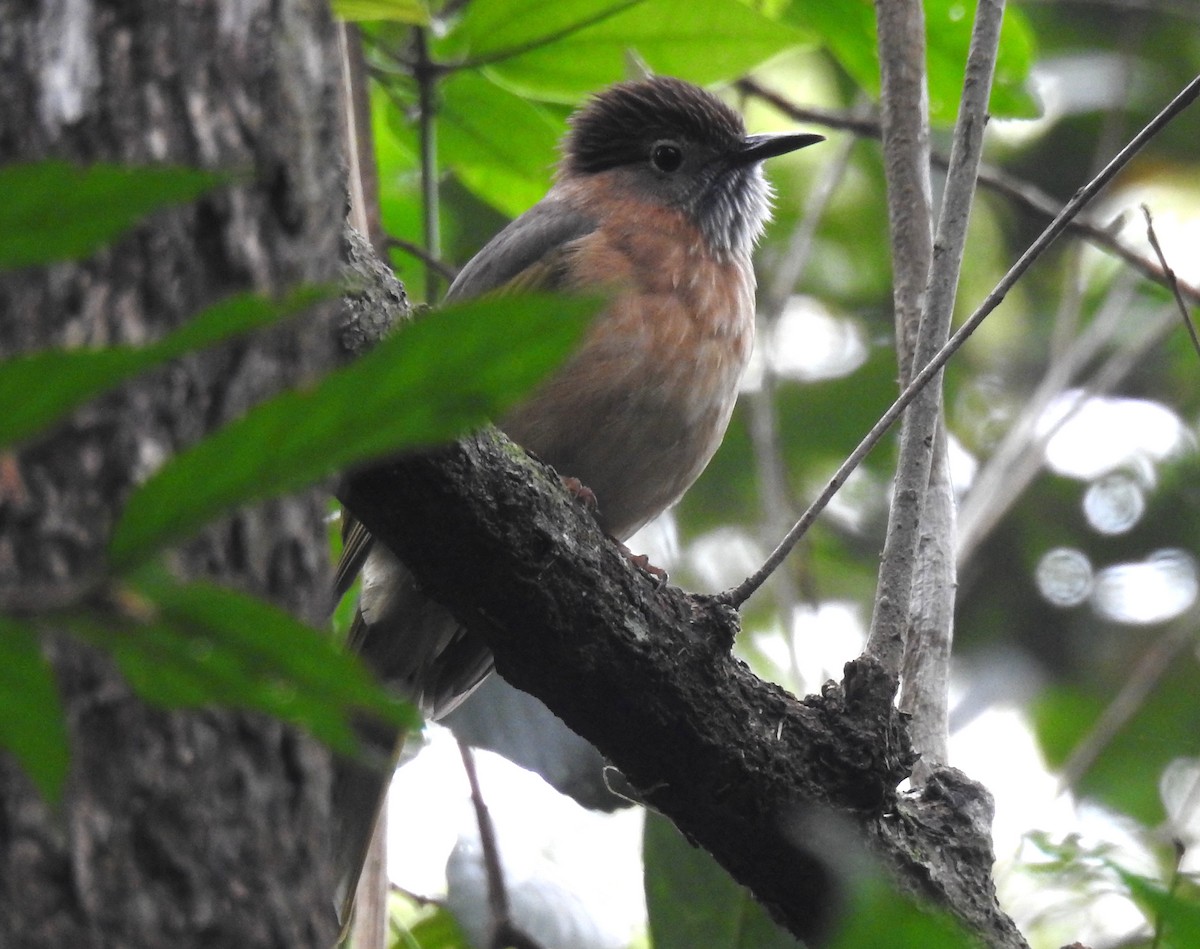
[735,131,825,165]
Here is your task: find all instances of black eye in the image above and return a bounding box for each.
[650,142,683,173]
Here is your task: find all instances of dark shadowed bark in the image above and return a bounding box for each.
[0,3,345,946]
[339,429,1028,948]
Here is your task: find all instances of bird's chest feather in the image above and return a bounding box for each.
[501,205,755,538]
[584,222,754,421]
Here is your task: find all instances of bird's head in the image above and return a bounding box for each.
[560,76,823,257]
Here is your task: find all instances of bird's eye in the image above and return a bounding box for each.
[650,142,683,173]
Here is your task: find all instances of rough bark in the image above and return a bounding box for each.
[338,431,1029,948]
[0,2,345,947]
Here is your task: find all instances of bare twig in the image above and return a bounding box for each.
[863,0,958,778]
[1060,620,1195,791]
[900,428,956,778]
[384,235,460,284]
[455,0,645,70]
[865,0,1004,682]
[870,0,933,380]
[747,128,860,684]
[723,73,1200,609]
[1141,203,1200,362]
[457,741,545,949]
[740,80,1200,308]
[955,274,1148,566]
[1022,0,1200,18]
[339,31,393,945]
[413,28,442,302]
[1151,839,1187,949]
[338,23,384,253]
[458,741,508,943]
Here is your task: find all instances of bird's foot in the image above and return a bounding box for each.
[559,476,666,585]
[615,540,669,586]
[561,476,598,512]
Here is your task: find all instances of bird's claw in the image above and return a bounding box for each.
[561,476,598,512]
[617,543,669,587]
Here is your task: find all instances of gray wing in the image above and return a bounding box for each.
[332,197,597,603]
[332,196,598,933]
[444,197,597,302]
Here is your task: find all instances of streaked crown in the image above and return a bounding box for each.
[559,77,817,257]
[563,76,746,176]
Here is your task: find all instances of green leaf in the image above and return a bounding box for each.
[109,293,599,569]
[826,876,975,949]
[0,162,227,269]
[925,0,1038,121]
[71,571,419,755]
[440,71,562,217]
[0,287,330,449]
[0,619,70,804]
[645,811,973,949]
[1113,865,1200,949]
[789,0,1038,124]
[405,904,470,948]
[1034,656,1200,826]
[442,0,811,102]
[644,812,802,949]
[333,0,429,23]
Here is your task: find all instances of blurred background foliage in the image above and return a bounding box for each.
[348,0,1200,945]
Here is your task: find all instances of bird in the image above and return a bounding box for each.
[331,74,822,932]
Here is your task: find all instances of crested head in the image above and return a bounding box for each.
[559,77,817,257]
[564,77,747,176]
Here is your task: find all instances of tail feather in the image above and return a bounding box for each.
[330,543,495,939]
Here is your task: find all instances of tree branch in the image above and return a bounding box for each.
[1141,204,1200,362]
[866,0,1003,685]
[739,80,1200,308]
[725,71,1200,609]
[335,427,1027,947]
[872,0,934,381]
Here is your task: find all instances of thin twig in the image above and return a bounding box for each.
[1141,203,1200,362]
[458,741,508,940]
[1150,839,1187,949]
[865,0,954,775]
[384,235,459,284]
[339,23,384,253]
[456,0,646,70]
[1060,620,1195,790]
[350,803,389,949]
[722,72,1200,608]
[1022,0,1200,18]
[739,79,1200,308]
[457,741,545,949]
[864,0,1004,680]
[955,274,1145,566]
[413,28,442,302]
[746,126,860,686]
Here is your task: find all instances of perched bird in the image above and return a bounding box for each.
[332,75,822,929]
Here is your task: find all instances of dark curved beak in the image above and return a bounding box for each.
[735,131,825,165]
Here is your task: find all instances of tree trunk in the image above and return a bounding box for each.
[0,3,345,946]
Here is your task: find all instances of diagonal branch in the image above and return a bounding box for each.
[337,428,1027,948]
[726,71,1200,609]
[1141,204,1200,362]
[739,79,1200,308]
